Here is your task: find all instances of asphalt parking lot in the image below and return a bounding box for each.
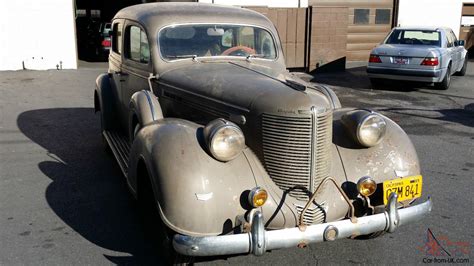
[0,61,472,265]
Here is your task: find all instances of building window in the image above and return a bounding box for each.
[375,9,391,24]
[91,9,101,18]
[354,9,369,24]
[112,23,122,54]
[128,26,150,64]
[76,9,86,17]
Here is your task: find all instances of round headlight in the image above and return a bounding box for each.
[357,113,387,147]
[357,176,377,197]
[204,119,245,161]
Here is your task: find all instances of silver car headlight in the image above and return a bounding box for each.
[342,110,387,147]
[203,119,245,161]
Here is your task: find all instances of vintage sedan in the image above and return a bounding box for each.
[367,26,468,90]
[94,3,432,263]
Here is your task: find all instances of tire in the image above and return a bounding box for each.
[457,56,468,76]
[435,65,451,90]
[369,78,382,90]
[138,169,193,265]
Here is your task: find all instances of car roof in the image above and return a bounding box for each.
[394,26,451,32]
[113,3,274,32]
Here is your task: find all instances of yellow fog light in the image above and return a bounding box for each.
[357,176,377,197]
[248,187,268,208]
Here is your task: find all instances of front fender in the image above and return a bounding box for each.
[333,109,420,185]
[128,118,259,236]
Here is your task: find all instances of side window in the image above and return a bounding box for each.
[140,31,150,63]
[222,29,233,48]
[446,31,454,47]
[238,27,255,49]
[112,23,122,54]
[354,9,370,24]
[128,26,150,64]
[450,30,458,42]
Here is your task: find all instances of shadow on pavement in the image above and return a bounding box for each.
[309,66,431,92]
[379,104,474,129]
[17,108,163,265]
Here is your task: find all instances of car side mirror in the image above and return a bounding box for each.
[456,40,465,46]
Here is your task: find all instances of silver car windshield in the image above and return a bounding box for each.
[386,30,441,46]
[159,24,277,60]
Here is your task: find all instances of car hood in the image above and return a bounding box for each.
[158,61,332,114]
[372,44,441,57]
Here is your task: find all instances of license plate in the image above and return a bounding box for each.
[393,57,409,64]
[383,175,422,204]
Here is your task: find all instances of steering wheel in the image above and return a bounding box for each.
[221,45,256,56]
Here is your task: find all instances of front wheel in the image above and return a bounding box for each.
[435,66,451,90]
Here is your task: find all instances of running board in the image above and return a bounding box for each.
[103,130,130,176]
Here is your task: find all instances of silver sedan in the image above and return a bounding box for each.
[367,26,468,90]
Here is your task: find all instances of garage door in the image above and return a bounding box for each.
[460,3,474,50]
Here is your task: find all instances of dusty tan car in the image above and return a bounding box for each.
[94,2,432,262]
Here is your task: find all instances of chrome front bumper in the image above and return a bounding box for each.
[173,193,432,257]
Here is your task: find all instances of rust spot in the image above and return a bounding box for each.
[298,225,307,232]
[243,222,251,233]
[297,242,308,248]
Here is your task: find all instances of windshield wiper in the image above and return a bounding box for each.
[167,55,198,61]
[246,54,266,61]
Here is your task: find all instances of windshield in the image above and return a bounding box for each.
[159,24,277,60]
[385,30,441,46]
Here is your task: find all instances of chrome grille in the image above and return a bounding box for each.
[295,204,326,225]
[262,113,312,200]
[261,109,333,224]
[311,109,333,191]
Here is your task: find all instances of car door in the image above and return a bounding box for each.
[109,19,127,130]
[121,21,153,138]
[450,29,463,71]
[445,30,458,72]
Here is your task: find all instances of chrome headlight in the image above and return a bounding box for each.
[203,119,245,161]
[342,110,387,147]
[357,113,387,147]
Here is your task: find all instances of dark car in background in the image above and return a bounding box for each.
[98,22,112,60]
